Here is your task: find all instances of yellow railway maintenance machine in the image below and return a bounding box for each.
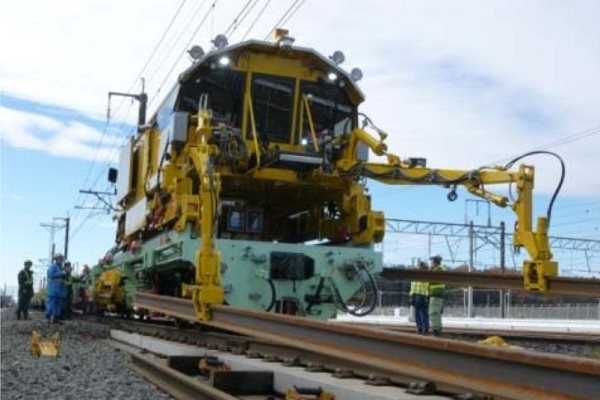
[97,30,561,321]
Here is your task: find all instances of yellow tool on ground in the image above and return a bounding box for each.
[30,331,60,357]
[478,335,523,350]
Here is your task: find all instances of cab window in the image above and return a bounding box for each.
[249,73,295,143]
[299,80,354,144]
[177,68,245,128]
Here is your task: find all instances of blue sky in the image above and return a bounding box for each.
[1,0,599,295]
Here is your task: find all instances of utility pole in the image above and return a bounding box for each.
[53,216,70,259]
[465,199,492,226]
[468,220,474,318]
[500,221,506,318]
[40,221,63,263]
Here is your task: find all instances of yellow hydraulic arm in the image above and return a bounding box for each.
[183,104,224,320]
[336,125,562,292]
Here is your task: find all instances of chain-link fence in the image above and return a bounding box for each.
[373,300,600,320]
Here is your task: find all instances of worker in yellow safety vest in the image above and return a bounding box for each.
[16,260,34,320]
[62,262,74,319]
[428,254,447,336]
[409,261,429,334]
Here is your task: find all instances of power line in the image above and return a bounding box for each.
[144,0,209,89]
[263,0,303,40]
[224,0,255,38]
[149,0,219,108]
[227,0,261,40]
[279,0,305,28]
[72,0,188,222]
[135,0,189,88]
[71,1,220,239]
[242,0,273,40]
[490,124,600,166]
[71,2,217,240]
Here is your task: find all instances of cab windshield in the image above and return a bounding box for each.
[299,80,354,144]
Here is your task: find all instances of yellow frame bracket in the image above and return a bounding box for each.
[186,131,224,321]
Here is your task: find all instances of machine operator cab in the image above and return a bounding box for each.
[153,33,368,174]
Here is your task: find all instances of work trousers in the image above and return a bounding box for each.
[16,292,32,319]
[429,296,444,333]
[413,295,429,333]
[63,287,73,318]
[46,295,62,319]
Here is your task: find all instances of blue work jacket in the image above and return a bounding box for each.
[47,263,66,297]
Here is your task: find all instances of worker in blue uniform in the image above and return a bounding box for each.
[46,253,67,324]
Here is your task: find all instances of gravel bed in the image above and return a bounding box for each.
[1,308,173,400]
[444,333,600,359]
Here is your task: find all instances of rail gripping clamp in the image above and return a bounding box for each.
[286,386,335,400]
[30,331,60,357]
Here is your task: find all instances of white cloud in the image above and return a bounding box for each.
[1,0,599,196]
[0,108,122,162]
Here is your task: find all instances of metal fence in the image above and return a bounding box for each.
[373,301,600,320]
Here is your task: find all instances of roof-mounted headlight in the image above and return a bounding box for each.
[350,68,363,82]
[187,45,205,61]
[329,50,345,65]
[212,34,228,50]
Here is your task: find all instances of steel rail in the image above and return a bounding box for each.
[345,323,600,344]
[126,345,237,400]
[135,292,600,400]
[380,268,600,296]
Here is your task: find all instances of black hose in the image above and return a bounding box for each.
[306,277,324,313]
[503,151,565,225]
[350,265,378,316]
[265,279,276,312]
[329,263,378,317]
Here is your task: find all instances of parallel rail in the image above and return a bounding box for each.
[135,292,600,400]
[126,346,237,400]
[380,268,600,297]
[344,323,600,344]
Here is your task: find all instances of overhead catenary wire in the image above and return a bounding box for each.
[72,0,189,223]
[148,0,219,108]
[227,0,261,40]
[223,0,255,38]
[70,0,216,238]
[241,0,273,40]
[144,0,209,88]
[263,0,303,40]
[278,0,305,29]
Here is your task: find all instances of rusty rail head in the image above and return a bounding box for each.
[379,268,600,297]
[134,292,600,400]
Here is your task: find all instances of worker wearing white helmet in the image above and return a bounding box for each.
[428,254,446,336]
[46,253,67,324]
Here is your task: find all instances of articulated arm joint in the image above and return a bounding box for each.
[463,183,509,208]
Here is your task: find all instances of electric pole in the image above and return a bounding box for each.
[53,216,70,259]
[40,221,63,262]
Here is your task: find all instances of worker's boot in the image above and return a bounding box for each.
[432,329,441,337]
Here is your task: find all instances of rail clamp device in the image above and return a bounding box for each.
[286,386,335,400]
[30,331,60,357]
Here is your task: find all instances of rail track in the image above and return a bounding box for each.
[123,292,600,400]
[344,322,600,345]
